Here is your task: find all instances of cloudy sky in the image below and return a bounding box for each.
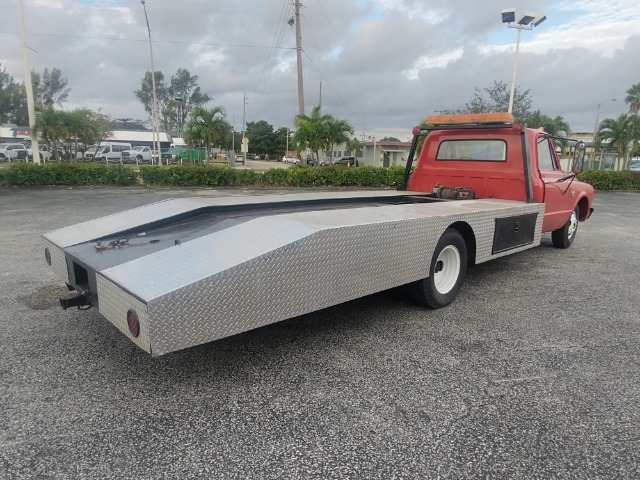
[2,0,639,140]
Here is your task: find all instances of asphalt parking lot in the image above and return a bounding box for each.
[1,187,638,479]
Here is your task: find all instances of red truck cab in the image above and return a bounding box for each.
[405,113,594,248]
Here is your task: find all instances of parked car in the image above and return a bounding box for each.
[334,156,358,167]
[27,146,53,162]
[121,146,153,164]
[0,143,28,162]
[321,156,358,167]
[630,159,640,171]
[283,156,299,164]
[84,143,132,163]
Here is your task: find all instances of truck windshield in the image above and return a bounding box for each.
[436,140,507,161]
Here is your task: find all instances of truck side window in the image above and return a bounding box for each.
[537,138,555,171]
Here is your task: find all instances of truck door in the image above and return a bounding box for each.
[537,135,576,232]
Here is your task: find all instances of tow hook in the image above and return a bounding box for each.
[60,292,91,310]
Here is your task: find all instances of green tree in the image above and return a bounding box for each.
[64,109,101,161]
[111,118,149,130]
[31,67,70,108]
[246,120,276,158]
[274,127,290,156]
[346,137,361,156]
[379,137,401,142]
[166,69,211,136]
[0,63,27,125]
[292,105,332,165]
[33,107,105,161]
[625,83,640,114]
[134,70,168,126]
[523,110,572,153]
[596,114,639,170]
[325,116,354,164]
[33,107,67,158]
[457,80,533,122]
[184,106,231,153]
[135,69,210,133]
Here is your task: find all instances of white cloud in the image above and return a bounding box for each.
[402,48,464,79]
[3,0,639,137]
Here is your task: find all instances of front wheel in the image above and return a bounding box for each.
[410,228,467,309]
[552,207,579,249]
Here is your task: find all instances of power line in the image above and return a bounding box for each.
[254,0,293,97]
[0,31,296,50]
[301,50,366,132]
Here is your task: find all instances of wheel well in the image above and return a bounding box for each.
[448,221,477,265]
[577,197,589,221]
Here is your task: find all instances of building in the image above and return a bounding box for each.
[1,126,176,151]
[327,140,412,167]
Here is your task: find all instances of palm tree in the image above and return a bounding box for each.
[625,83,640,114]
[524,110,572,155]
[65,109,99,161]
[34,107,67,159]
[325,117,354,164]
[524,110,571,137]
[346,137,361,157]
[184,106,230,160]
[292,105,331,165]
[596,114,639,170]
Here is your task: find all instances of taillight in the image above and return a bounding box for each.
[44,248,51,266]
[127,309,140,337]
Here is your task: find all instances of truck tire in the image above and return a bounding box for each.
[552,207,579,249]
[410,228,467,309]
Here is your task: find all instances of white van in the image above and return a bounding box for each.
[84,142,132,163]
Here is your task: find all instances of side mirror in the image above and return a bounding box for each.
[571,141,586,174]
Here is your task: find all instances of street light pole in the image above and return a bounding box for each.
[141,0,161,165]
[507,26,523,114]
[175,95,183,138]
[501,9,546,114]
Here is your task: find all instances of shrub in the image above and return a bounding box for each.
[4,162,637,191]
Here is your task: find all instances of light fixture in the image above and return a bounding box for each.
[517,12,536,25]
[532,15,547,27]
[501,8,516,23]
[501,8,547,113]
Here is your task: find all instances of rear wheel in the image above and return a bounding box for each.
[552,207,579,249]
[410,229,467,309]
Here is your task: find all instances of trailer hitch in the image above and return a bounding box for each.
[60,292,92,310]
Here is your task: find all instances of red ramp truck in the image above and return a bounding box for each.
[42,113,594,356]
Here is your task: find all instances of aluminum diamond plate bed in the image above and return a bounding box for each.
[43,191,544,355]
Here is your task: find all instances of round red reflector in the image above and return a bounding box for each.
[44,248,51,266]
[412,126,422,136]
[127,309,140,337]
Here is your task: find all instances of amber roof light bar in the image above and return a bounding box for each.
[424,112,515,127]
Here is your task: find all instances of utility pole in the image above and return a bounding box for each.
[17,0,40,164]
[241,93,248,158]
[242,93,246,139]
[294,0,305,116]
